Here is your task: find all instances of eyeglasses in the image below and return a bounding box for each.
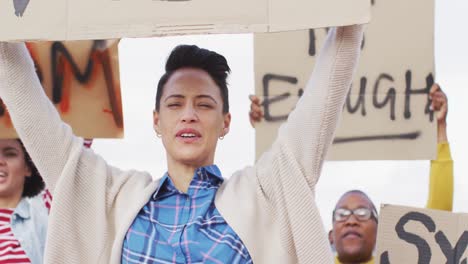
[333,207,378,223]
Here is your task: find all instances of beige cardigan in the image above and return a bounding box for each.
[0,24,363,263]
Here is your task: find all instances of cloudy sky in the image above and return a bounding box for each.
[92,0,468,232]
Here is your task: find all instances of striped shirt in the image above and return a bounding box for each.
[122,165,252,264]
[0,186,56,264]
[0,137,89,263]
[0,209,30,264]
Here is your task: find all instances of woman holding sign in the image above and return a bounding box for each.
[0,24,364,263]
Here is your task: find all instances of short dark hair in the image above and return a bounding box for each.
[17,140,45,198]
[333,190,378,223]
[155,45,231,113]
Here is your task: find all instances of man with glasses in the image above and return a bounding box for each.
[248,84,452,263]
[329,190,378,264]
[327,84,453,264]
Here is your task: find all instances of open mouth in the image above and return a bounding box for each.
[343,231,362,239]
[176,129,201,142]
[180,133,197,138]
[0,171,8,183]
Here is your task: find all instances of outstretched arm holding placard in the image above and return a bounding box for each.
[0,42,156,263]
[249,25,364,262]
[426,84,453,211]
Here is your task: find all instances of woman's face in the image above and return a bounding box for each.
[0,140,31,200]
[154,68,231,167]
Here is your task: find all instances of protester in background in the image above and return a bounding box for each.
[0,138,92,264]
[0,139,47,264]
[329,84,452,264]
[329,190,378,264]
[0,25,364,263]
[250,83,453,264]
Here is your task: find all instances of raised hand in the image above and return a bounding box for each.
[248,95,263,128]
[429,83,448,143]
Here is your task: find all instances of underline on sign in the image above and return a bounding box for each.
[333,131,421,144]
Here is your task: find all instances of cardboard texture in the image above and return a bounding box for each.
[0,40,124,138]
[1,0,370,41]
[376,204,468,264]
[254,0,436,160]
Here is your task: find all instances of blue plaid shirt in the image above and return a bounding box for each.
[122,165,253,263]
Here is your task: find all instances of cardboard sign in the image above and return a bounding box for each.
[376,204,468,264]
[0,0,370,41]
[0,40,123,138]
[254,0,436,160]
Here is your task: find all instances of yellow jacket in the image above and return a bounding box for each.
[334,143,453,264]
[426,142,453,211]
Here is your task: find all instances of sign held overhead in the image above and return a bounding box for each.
[1,0,370,41]
[254,0,436,160]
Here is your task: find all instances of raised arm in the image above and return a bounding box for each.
[426,84,453,211]
[256,25,364,189]
[0,43,85,193]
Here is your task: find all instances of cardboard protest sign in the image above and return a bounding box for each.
[0,0,370,41]
[254,0,436,160]
[0,40,123,138]
[376,204,468,264]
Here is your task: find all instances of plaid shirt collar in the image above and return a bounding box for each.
[152,165,224,200]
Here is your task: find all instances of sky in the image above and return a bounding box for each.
[92,0,468,232]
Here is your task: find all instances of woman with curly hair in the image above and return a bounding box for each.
[0,139,47,264]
